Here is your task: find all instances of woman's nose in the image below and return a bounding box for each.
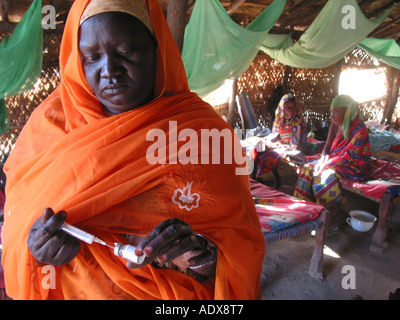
[100,55,123,79]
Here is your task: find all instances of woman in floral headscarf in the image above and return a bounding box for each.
[293,95,371,209]
[271,94,308,151]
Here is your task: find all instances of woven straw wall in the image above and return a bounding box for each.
[224,48,391,131]
[0,32,61,163]
[0,40,394,162]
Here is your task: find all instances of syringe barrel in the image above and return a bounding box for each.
[114,243,145,264]
[61,223,95,244]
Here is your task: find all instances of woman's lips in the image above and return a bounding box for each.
[102,84,128,96]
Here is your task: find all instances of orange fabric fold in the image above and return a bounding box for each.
[1,0,265,300]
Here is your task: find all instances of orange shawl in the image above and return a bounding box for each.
[1,0,265,300]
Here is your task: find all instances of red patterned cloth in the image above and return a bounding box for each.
[250,180,323,232]
[341,158,400,199]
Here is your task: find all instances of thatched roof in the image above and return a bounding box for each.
[1,0,399,41]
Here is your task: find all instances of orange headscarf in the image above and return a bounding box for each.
[2,0,265,300]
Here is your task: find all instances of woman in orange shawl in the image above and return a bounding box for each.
[1,0,265,300]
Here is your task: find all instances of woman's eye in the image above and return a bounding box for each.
[118,49,134,56]
[85,54,100,62]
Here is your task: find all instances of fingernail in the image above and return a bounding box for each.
[187,260,195,267]
[157,255,165,264]
[144,247,152,256]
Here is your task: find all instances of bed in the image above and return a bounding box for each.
[340,158,400,252]
[250,179,332,279]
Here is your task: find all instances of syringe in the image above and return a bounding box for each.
[61,223,113,248]
[60,223,145,265]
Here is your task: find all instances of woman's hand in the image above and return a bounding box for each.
[313,155,329,176]
[126,218,217,277]
[28,208,80,266]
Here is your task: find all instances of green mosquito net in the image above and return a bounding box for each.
[0,0,43,134]
[182,0,286,97]
[183,0,398,97]
[360,38,400,70]
[260,0,393,69]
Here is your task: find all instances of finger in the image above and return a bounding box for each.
[156,234,199,264]
[141,223,193,258]
[36,231,79,266]
[136,218,191,256]
[28,210,64,251]
[51,235,81,266]
[39,210,67,241]
[136,218,177,253]
[187,249,216,268]
[41,207,55,225]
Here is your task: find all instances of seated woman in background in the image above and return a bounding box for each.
[293,95,371,210]
[271,94,308,152]
[1,0,264,300]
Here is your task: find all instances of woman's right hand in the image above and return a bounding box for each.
[28,208,80,266]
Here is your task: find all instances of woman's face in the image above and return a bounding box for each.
[79,12,157,115]
[284,100,296,119]
[330,106,347,126]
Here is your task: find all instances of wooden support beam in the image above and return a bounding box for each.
[226,0,247,15]
[0,0,10,22]
[228,78,239,130]
[383,66,400,124]
[371,16,400,38]
[220,1,265,10]
[167,0,188,53]
[0,20,14,33]
[364,1,395,20]
[282,25,294,92]
[333,59,344,97]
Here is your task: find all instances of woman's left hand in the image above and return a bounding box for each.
[127,218,217,276]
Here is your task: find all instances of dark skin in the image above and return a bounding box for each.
[283,100,297,121]
[28,12,217,277]
[78,12,157,115]
[322,107,346,156]
[28,208,80,266]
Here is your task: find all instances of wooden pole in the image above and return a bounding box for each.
[333,59,344,97]
[167,0,188,54]
[226,0,246,15]
[383,66,400,125]
[282,65,291,93]
[228,78,239,130]
[0,0,10,22]
[282,25,294,93]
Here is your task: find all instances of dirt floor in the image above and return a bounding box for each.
[259,189,400,300]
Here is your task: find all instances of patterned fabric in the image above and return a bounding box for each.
[280,124,291,144]
[250,180,323,232]
[263,218,324,244]
[294,118,371,208]
[255,147,281,176]
[331,94,359,139]
[80,0,154,34]
[340,158,400,199]
[328,118,371,179]
[294,164,343,207]
[272,94,308,149]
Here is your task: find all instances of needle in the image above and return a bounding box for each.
[94,237,114,248]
